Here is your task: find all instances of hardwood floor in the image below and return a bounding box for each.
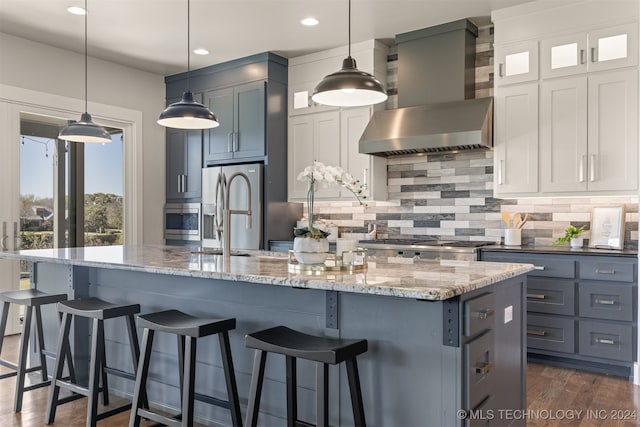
[2,334,640,426]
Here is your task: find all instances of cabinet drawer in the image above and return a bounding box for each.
[481,253,575,278]
[527,314,575,354]
[579,261,635,282]
[579,282,634,321]
[464,293,495,337]
[467,395,496,427]
[465,330,495,410]
[578,320,633,362]
[527,278,575,316]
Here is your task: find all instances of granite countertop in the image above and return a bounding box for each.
[0,245,533,301]
[481,245,638,257]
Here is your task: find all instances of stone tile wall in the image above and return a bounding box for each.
[309,24,639,250]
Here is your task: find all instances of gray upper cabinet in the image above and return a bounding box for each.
[204,81,266,164]
[166,126,202,201]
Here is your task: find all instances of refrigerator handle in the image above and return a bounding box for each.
[215,172,226,240]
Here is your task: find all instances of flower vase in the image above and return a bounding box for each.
[293,237,329,265]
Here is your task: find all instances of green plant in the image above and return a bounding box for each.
[553,225,586,245]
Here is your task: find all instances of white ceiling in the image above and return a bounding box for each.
[0,0,534,76]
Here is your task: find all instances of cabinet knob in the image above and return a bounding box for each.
[594,298,616,305]
[595,337,616,345]
[527,329,546,336]
[595,268,616,275]
[527,293,546,300]
[533,266,545,271]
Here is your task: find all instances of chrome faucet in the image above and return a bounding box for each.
[222,172,252,258]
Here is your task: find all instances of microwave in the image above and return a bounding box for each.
[164,203,201,241]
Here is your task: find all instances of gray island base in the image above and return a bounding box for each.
[3,245,533,426]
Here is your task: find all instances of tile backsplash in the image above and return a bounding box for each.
[307,24,638,250]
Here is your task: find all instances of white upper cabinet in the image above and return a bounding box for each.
[541,34,588,78]
[587,69,638,193]
[589,23,638,72]
[495,40,539,86]
[541,23,638,78]
[287,40,388,202]
[494,83,539,196]
[540,77,588,192]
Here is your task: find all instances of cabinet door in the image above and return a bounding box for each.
[235,81,265,159]
[204,87,234,163]
[587,69,638,193]
[540,76,588,193]
[287,112,341,201]
[183,129,202,199]
[494,83,539,196]
[340,107,387,201]
[541,33,587,78]
[588,23,638,73]
[495,40,539,86]
[288,115,314,199]
[165,128,186,200]
[312,111,341,199]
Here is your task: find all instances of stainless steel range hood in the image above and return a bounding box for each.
[359,19,493,157]
[359,97,492,156]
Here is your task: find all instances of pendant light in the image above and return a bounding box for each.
[311,0,387,107]
[59,0,111,144]
[158,0,219,129]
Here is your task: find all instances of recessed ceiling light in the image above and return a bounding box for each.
[67,6,87,15]
[193,48,209,55]
[301,17,319,26]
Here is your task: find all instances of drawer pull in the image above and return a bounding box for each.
[475,362,493,375]
[595,337,616,345]
[477,309,495,320]
[533,266,545,271]
[527,293,546,300]
[527,329,547,336]
[594,298,616,305]
[595,269,616,275]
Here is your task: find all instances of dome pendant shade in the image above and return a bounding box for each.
[59,112,112,143]
[312,56,387,107]
[158,91,219,129]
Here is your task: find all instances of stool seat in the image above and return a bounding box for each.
[57,297,140,320]
[0,289,67,306]
[246,326,368,365]
[137,309,235,338]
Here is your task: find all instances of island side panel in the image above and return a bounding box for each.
[339,292,462,426]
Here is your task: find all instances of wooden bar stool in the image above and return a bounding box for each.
[45,297,143,427]
[245,326,368,427]
[0,289,69,412]
[129,309,242,427]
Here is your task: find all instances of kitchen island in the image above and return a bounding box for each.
[2,245,533,426]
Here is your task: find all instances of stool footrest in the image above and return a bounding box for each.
[0,371,17,380]
[55,379,105,397]
[0,358,18,371]
[56,393,86,405]
[42,349,57,359]
[295,420,315,427]
[194,391,231,409]
[95,403,131,421]
[22,380,51,392]
[103,366,137,381]
[137,408,182,427]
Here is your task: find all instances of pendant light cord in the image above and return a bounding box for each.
[347,0,351,58]
[186,0,191,91]
[84,0,88,113]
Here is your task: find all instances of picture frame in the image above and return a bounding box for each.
[589,205,626,250]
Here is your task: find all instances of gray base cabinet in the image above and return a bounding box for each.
[481,249,638,377]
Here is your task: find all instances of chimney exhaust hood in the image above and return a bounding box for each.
[359,19,493,157]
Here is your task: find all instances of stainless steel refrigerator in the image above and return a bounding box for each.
[201,163,300,250]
